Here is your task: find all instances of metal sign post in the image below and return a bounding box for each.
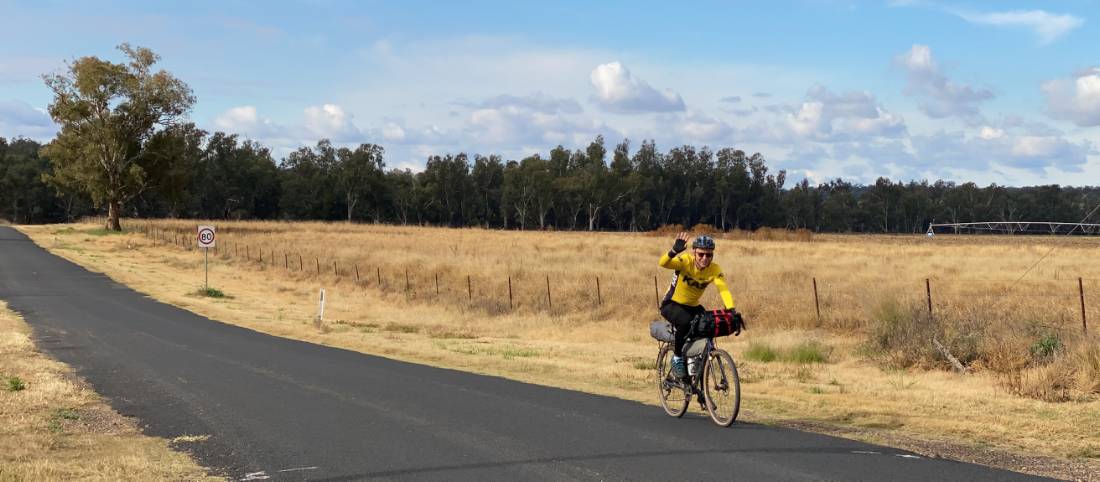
[197,225,216,291]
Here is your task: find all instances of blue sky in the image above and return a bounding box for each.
[2,0,1100,186]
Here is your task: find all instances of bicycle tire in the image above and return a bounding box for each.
[656,344,689,418]
[703,348,741,426]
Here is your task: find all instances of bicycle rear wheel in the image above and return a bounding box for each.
[656,344,689,418]
[703,348,741,426]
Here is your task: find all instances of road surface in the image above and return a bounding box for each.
[0,227,1048,481]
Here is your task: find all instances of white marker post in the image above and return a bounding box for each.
[197,225,216,291]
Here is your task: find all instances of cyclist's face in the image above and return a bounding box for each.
[693,249,714,268]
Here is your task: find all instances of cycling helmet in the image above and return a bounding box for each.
[692,235,716,250]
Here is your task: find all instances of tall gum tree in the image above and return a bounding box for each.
[41,44,195,231]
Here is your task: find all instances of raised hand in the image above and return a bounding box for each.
[672,231,689,253]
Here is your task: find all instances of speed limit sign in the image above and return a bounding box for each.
[197,225,216,248]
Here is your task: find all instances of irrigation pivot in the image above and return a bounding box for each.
[927,221,1100,236]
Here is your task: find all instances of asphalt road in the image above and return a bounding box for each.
[0,226,1050,481]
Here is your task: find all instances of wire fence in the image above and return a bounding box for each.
[133,223,1094,334]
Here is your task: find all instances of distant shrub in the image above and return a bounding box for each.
[784,341,831,364]
[193,287,227,298]
[7,377,26,392]
[1029,334,1061,362]
[744,342,778,362]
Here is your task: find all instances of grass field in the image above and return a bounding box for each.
[17,221,1100,480]
[0,301,217,481]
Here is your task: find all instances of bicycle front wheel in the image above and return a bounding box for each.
[703,348,741,426]
[656,344,689,418]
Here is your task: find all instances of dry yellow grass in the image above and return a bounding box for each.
[0,300,217,481]
[16,221,1100,480]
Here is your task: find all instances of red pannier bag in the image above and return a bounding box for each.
[690,309,745,338]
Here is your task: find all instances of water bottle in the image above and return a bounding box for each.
[687,356,699,376]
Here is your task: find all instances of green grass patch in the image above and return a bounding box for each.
[47,407,80,433]
[6,376,26,392]
[784,341,830,364]
[744,342,779,362]
[192,287,229,298]
[1029,333,1061,361]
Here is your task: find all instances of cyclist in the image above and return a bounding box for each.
[658,232,735,379]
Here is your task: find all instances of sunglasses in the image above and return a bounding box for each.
[695,251,714,258]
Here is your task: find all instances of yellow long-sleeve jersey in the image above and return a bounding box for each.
[658,251,735,310]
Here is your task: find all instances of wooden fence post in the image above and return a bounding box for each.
[546,275,552,309]
[435,273,439,295]
[333,261,338,277]
[508,276,513,310]
[298,253,303,271]
[596,276,602,305]
[1080,277,1088,334]
[355,264,360,282]
[467,275,472,301]
[284,253,288,270]
[925,278,933,320]
[813,277,821,324]
[405,268,410,293]
[315,258,320,276]
[245,245,249,260]
[377,267,381,287]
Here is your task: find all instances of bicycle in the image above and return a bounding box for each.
[655,333,741,427]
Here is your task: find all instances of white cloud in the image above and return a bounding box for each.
[303,103,362,142]
[589,61,685,113]
[911,128,1090,173]
[952,9,1084,45]
[0,100,57,140]
[978,126,1004,140]
[1042,68,1100,127]
[212,105,289,139]
[465,105,604,147]
[381,122,406,142]
[664,111,733,143]
[896,44,993,122]
[783,85,906,142]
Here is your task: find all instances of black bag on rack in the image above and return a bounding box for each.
[690,309,745,338]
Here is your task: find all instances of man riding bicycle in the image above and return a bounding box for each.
[658,232,735,379]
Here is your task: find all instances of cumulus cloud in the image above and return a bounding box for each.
[910,128,1090,173]
[661,111,733,143]
[589,62,685,113]
[367,119,455,146]
[951,9,1084,45]
[304,104,363,142]
[896,45,994,122]
[212,105,289,139]
[719,96,742,104]
[784,85,906,142]
[1042,68,1100,127]
[465,104,604,147]
[0,100,57,140]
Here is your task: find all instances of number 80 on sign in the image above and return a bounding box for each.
[197,225,216,248]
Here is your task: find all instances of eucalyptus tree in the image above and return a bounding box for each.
[41,44,195,230]
[336,143,385,222]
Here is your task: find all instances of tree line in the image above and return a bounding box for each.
[3,44,1098,232]
[4,132,1099,233]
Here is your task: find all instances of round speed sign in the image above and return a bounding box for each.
[197,225,216,248]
